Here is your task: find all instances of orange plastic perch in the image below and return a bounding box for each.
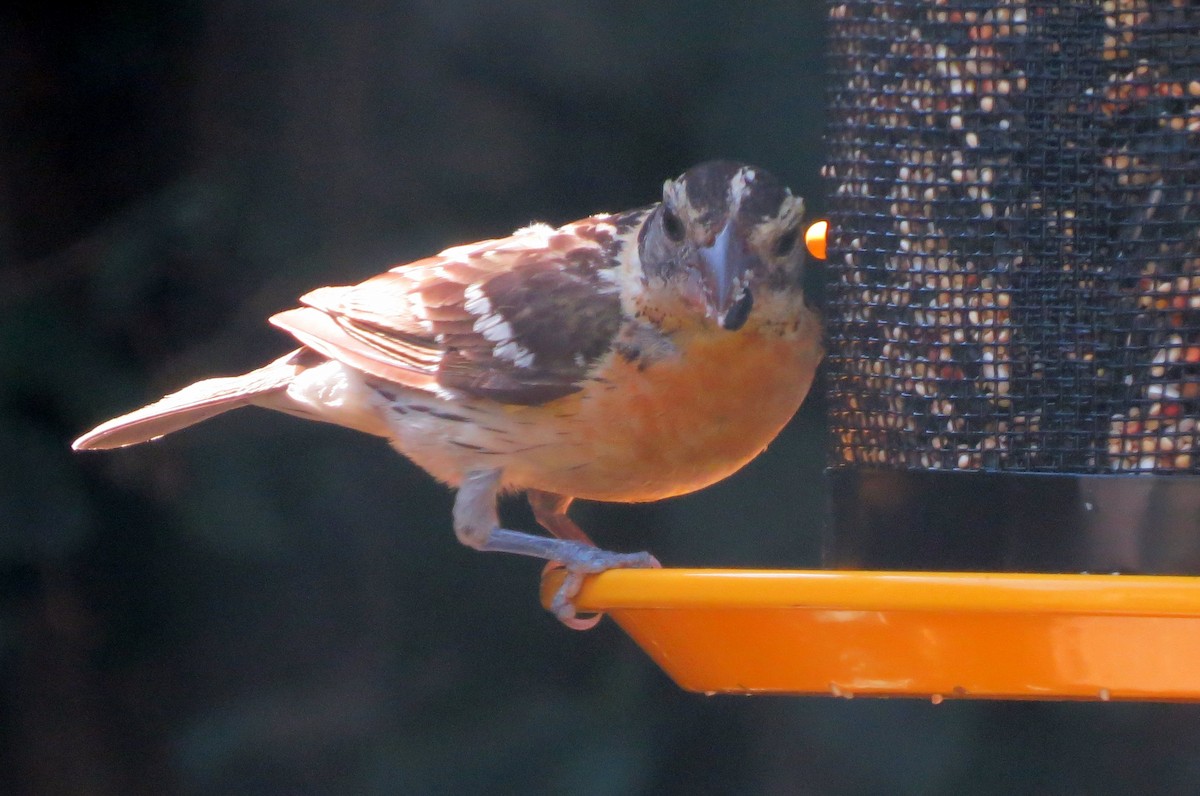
[540,568,1200,701]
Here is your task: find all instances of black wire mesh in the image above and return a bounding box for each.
[824,0,1200,474]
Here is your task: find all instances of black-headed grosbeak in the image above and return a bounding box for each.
[74,161,823,628]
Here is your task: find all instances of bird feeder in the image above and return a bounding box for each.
[546,0,1200,700]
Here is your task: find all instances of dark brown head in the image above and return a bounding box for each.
[638,161,806,331]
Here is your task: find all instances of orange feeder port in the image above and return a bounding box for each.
[804,220,828,260]
[541,568,1200,701]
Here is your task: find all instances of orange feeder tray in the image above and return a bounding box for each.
[541,568,1200,701]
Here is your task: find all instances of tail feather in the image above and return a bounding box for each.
[73,350,310,451]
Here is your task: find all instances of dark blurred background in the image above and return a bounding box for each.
[4,3,1200,794]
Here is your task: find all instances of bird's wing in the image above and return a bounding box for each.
[271,211,650,405]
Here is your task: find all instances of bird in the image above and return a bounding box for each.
[73,161,824,629]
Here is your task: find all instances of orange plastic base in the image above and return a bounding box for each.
[541,569,1200,701]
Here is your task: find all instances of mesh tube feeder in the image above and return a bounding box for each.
[544,0,1200,700]
[824,0,1200,572]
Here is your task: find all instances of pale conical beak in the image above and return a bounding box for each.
[698,220,756,331]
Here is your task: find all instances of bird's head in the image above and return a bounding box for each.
[637,161,807,332]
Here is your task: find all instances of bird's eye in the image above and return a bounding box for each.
[661,206,685,242]
[774,228,799,258]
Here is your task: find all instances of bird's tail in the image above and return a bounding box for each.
[73,349,316,451]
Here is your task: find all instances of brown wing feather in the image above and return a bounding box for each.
[268,215,641,405]
[269,307,442,391]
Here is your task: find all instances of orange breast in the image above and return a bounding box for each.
[507,325,821,502]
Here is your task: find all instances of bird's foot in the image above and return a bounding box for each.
[474,528,659,629]
[454,474,660,629]
[542,547,661,630]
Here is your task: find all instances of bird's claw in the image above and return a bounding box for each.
[543,550,661,630]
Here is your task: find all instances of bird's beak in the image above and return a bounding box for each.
[698,220,757,331]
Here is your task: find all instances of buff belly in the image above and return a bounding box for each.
[483,331,817,501]
[362,325,819,502]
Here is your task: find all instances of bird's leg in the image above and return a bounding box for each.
[453,470,658,629]
[527,490,602,629]
[527,490,593,544]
